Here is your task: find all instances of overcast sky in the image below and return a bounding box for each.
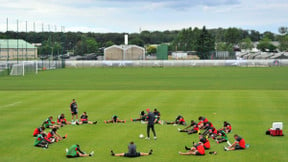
[0,0,287,33]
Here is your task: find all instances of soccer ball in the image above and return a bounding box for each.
[139,134,144,139]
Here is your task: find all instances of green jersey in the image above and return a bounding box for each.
[43,118,52,128]
[34,134,44,146]
[66,144,79,156]
[220,130,228,140]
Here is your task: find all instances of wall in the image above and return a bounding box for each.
[65,60,288,67]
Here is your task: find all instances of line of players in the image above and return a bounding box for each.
[131,110,246,155]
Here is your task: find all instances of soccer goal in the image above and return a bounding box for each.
[9,61,38,76]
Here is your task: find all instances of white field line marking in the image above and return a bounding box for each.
[0,101,22,109]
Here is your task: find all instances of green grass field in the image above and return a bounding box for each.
[0,67,287,162]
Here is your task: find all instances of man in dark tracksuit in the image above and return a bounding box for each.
[146,108,157,140]
[70,99,78,122]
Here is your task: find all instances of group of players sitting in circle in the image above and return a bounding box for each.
[131,110,247,156]
[32,101,246,158]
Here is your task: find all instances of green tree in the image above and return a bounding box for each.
[278,26,288,35]
[129,37,145,46]
[249,30,261,41]
[74,36,98,55]
[86,38,98,53]
[240,37,253,50]
[172,27,200,51]
[216,42,233,52]
[146,45,157,54]
[224,28,241,44]
[104,41,114,47]
[257,37,277,52]
[195,26,215,59]
[279,35,288,51]
[38,40,63,56]
[263,31,275,41]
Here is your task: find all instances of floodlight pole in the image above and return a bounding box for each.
[16,19,19,63]
[6,18,9,64]
[26,21,28,61]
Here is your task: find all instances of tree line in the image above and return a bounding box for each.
[0,26,287,58]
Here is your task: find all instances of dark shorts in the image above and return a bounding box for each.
[124,152,141,157]
[195,151,205,156]
[66,154,80,158]
[187,130,198,134]
[72,111,78,115]
[82,120,88,124]
[235,145,245,150]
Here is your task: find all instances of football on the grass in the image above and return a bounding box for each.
[139,134,144,138]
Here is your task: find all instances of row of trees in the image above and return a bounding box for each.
[0,27,287,56]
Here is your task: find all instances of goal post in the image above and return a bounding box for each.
[10,61,38,76]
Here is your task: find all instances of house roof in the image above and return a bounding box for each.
[104,45,145,52]
[0,39,36,49]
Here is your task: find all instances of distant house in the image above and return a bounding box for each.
[104,45,145,60]
[0,39,37,60]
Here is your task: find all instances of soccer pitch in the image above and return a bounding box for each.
[0,67,287,162]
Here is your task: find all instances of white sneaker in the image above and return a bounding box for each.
[173,124,177,126]
[66,148,68,153]
[154,136,157,140]
[145,137,150,140]
[90,151,94,156]
[177,128,181,132]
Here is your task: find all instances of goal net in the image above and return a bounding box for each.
[10,61,38,76]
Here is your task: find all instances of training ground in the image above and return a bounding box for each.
[0,67,287,162]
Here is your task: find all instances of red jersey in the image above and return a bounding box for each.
[236,136,246,148]
[196,144,205,155]
[193,125,199,131]
[200,138,210,149]
[33,127,44,136]
[47,130,56,139]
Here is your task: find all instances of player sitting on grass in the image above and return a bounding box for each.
[33,126,45,137]
[111,141,153,157]
[42,116,60,129]
[225,134,246,151]
[179,142,205,156]
[47,128,67,142]
[105,115,126,124]
[222,121,232,133]
[131,111,147,122]
[185,135,210,150]
[200,135,210,149]
[198,116,209,129]
[165,115,186,125]
[34,133,52,149]
[77,112,97,125]
[66,144,94,158]
[57,113,72,126]
[201,122,217,138]
[178,120,199,134]
[153,109,162,124]
[215,130,228,143]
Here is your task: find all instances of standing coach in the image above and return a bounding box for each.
[70,99,78,123]
[146,108,157,140]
